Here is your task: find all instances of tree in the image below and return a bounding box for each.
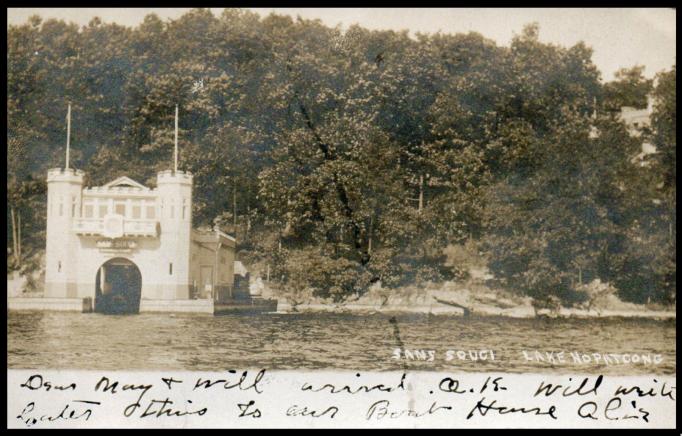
[614,65,676,304]
[483,106,639,304]
[602,65,654,112]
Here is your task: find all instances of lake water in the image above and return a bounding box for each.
[7,311,676,375]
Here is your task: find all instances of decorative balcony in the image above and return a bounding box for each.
[73,215,159,238]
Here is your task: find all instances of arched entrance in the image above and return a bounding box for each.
[95,258,142,314]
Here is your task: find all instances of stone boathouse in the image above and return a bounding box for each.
[41,167,236,314]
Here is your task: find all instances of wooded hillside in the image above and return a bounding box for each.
[7,9,676,305]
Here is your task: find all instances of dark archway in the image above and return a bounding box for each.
[95,258,142,314]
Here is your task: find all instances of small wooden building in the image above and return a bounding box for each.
[190,228,236,302]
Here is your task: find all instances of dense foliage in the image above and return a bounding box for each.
[7,10,676,304]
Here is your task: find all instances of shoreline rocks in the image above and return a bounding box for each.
[278,297,675,320]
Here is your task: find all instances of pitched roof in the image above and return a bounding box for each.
[103,176,148,190]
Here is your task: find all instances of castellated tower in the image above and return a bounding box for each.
[45,168,84,298]
[155,170,193,299]
[30,104,252,313]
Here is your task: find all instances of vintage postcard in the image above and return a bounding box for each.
[6,7,676,429]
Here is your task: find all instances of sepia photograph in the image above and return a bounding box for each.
[6,7,676,429]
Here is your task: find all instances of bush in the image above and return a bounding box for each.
[367,244,460,289]
[575,279,617,310]
[281,248,372,302]
[611,231,675,305]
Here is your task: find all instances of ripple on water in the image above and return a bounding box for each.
[7,311,676,375]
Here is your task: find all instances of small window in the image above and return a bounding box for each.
[169,263,173,275]
[59,197,64,216]
[132,205,141,219]
[58,261,62,272]
[182,199,188,220]
[72,196,77,217]
[99,204,108,218]
[170,203,175,219]
[146,206,156,219]
[84,204,94,218]
[115,203,126,216]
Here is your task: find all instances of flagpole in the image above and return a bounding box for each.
[174,104,179,172]
[66,103,71,170]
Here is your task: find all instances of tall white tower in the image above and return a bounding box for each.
[45,103,84,298]
[155,170,193,299]
[149,103,194,299]
[45,168,84,298]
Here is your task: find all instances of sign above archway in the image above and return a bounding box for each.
[102,214,124,239]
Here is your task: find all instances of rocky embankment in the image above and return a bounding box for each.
[272,281,676,320]
[8,257,675,320]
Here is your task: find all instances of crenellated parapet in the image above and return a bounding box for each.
[47,168,85,183]
[83,186,157,197]
[157,170,193,185]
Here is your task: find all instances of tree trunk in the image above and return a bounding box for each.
[10,206,18,263]
[433,296,471,317]
[368,214,373,254]
[246,205,251,236]
[233,184,237,228]
[418,174,424,213]
[17,210,21,262]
